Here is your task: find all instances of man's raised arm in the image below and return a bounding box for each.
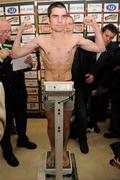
[78,16,106,53]
[12,22,39,59]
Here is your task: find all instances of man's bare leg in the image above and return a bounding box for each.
[46,111,55,167]
[46,111,72,167]
[63,111,72,167]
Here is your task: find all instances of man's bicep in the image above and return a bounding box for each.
[21,38,39,55]
[78,38,99,52]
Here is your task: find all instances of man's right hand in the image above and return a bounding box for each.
[0,48,10,59]
[85,73,94,84]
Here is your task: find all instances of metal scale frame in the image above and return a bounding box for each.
[44,81,79,180]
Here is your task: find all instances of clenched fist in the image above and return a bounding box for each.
[83,16,96,26]
[19,20,33,32]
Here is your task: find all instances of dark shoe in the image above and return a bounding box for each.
[17,139,37,149]
[79,140,89,154]
[3,154,19,167]
[104,132,120,139]
[94,125,100,133]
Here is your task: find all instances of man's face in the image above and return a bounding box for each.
[48,7,67,32]
[64,17,74,34]
[102,29,116,47]
[0,22,11,43]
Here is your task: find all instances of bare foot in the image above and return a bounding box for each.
[47,151,55,167]
[63,150,70,167]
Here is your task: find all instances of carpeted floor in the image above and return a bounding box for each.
[0,118,120,180]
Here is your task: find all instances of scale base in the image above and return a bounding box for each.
[45,151,72,176]
[45,153,78,180]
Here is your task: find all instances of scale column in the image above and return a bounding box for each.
[55,98,63,180]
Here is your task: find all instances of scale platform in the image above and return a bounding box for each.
[45,153,78,180]
[45,151,72,176]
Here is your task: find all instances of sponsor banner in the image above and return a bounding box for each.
[20,5,34,14]
[104,13,118,22]
[0,7,4,15]
[27,95,39,102]
[20,15,35,24]
[87,13,102,22]
[5,6,19,15]
[74,24,83,33]
[27,103,39,110]
[6,16,19,25]
[69,3,84,13]
[26,87,39,95]
[38,5,49,14]
[71,14,84,22]
[104,3,119,12]
[87,3,102,12]
[25,79,38,86]
[25,71,38,78]
[39,15,48,24]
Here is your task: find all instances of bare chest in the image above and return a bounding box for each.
[43,42,74,63]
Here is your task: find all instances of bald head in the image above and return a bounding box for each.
[0,18,11,43]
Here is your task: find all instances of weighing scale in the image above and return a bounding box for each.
[44,81,78,180]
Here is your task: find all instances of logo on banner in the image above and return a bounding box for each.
[7,7,17,14]
[106,4,117,11]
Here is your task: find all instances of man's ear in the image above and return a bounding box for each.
[47,16,50,24]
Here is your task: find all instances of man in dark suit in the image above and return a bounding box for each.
[104,47,120,138]
[65,15,94,153]
[0,18,37,167]
[86,24,118,132]
[71,47,94,153]
[70,24,118,153]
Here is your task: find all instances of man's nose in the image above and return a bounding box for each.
[58,16,62,22]
[106,37,111,42]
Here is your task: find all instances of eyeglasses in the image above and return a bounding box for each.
[0,30,11,34]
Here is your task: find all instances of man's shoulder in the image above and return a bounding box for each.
[71,33,83,39]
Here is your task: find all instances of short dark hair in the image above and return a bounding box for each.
[102,24,118,34]
[48,2,67,18]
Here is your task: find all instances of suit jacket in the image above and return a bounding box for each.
[107,47,120,89]
[72,47,94,89]
[0,40,27,98]
[0,82,6,141]
[87,36,118,90]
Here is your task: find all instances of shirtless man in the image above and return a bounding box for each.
[12,2,105,167]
